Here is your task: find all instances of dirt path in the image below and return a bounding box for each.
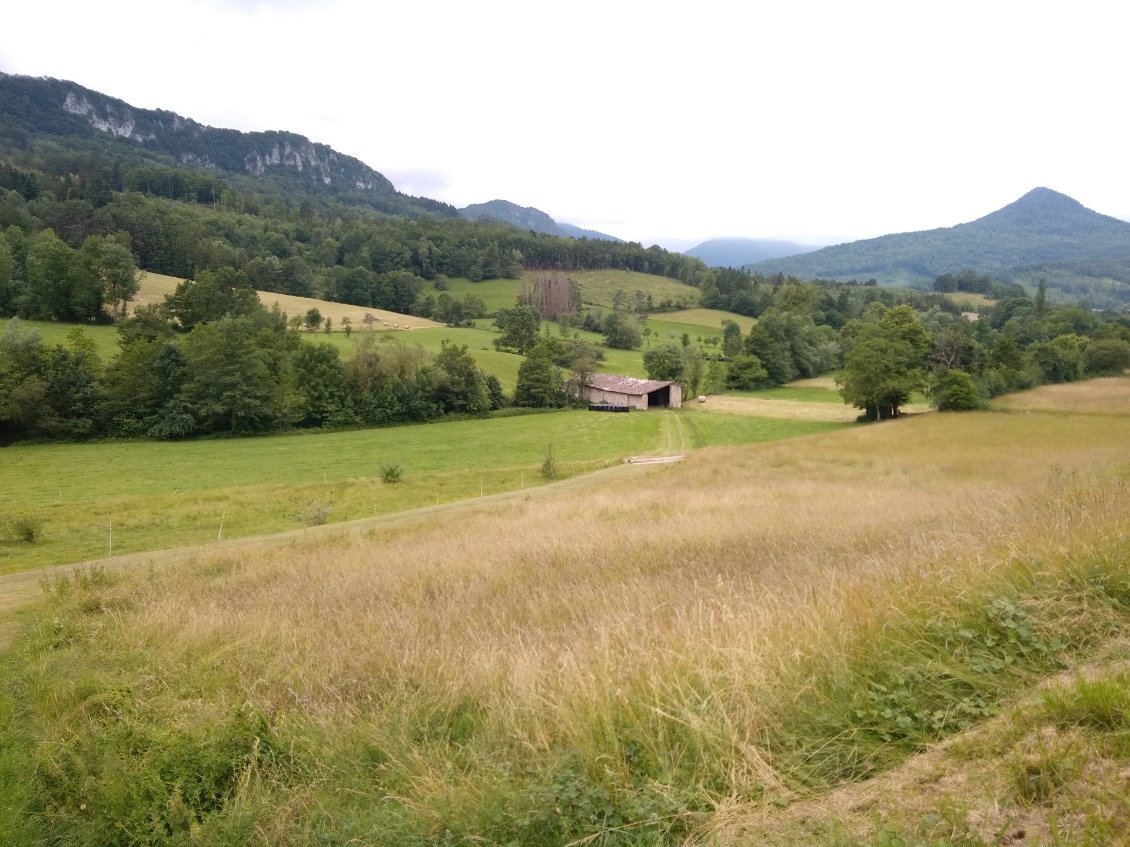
[0,460,663,650]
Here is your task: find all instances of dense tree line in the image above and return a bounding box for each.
[0,292,504,444]
[638,274,1130,417]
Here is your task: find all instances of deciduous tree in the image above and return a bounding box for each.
[837,305,931,419]
[514,342,566,408]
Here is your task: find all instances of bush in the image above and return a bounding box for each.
[294,499,332,526]
[4,509,42,543]
[933,369,985,411]
[380,463,404,484]
[541,446,558,480]
[1083,339,1130,376]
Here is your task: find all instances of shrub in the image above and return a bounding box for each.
[541,446,558,480]
[5,509,43,543]
[380,463,404,484]
[1083,339,1130,376]
[294,499,332,526]
[933,369,984,411]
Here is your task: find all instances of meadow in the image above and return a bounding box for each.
[0,317,120,360]
[134,271,442,329]
[0,407,843,573]
[3,378,1130,845]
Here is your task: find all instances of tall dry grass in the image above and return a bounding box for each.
[9,378,1130,843]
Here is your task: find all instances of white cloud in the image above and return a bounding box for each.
[3,0,1127,249]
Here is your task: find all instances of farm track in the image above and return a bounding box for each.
[0,460,665,650]
[659,410,690,454]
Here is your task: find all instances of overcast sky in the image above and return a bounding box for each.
[2,0,1126,251]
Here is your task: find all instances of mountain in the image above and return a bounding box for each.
[0,72,456,218]
[459,199,622,242]
[557,222,624,242]
[459,199,565,235]
[1,73,632,244]
[685,237,818,268]
[748,188,1130,298]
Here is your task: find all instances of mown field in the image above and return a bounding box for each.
[0,406,844,573]
[134,271,442,329]
[2,378,1130,845]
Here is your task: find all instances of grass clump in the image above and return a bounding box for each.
[1009,732,1082,806]
[1041,672,1130,732]
[3,509,42,544]
[380,462,404,484]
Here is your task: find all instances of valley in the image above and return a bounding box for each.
[3,68,1130,847]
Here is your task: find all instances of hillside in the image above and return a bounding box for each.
[0,73,709,326]
[3,379,1130,843]
[460,199,622,242]
[685,236,818,268]
[1,74,623,244]
[0,72,456,218]
[749,188,1130,304]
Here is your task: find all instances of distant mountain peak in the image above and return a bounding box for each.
[969,186,1123,237]
[458,198,622,242]
[748,188,1130,302]
[460,199,563,235]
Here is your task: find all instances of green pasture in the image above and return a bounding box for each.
[423,269,700,315]
[572,269,700,310]
[653,308,757,333]
[1,318,121,361]
[0,408,837,572]
[941,290,995,309]
[679,405,844,447]
[427,275,522,313]
[734,385,844,403]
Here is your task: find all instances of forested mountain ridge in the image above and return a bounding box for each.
[0,71,708,314]
[460,199,622,242]
[0,72,456,219]
[1,74,622,243]
[749,188,1130,305]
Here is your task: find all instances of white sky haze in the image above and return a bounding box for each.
[2,0,1126,251]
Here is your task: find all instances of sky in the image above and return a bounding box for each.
[2,0,1127,251]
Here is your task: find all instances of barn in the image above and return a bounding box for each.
[583,374,683,410]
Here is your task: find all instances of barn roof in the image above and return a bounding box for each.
[585,374,675,396]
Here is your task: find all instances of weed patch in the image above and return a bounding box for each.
[761,570,1127,790]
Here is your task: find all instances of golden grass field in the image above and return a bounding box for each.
[4,378,1130,844]
[701,393,862,422]
[135,271,443,329]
